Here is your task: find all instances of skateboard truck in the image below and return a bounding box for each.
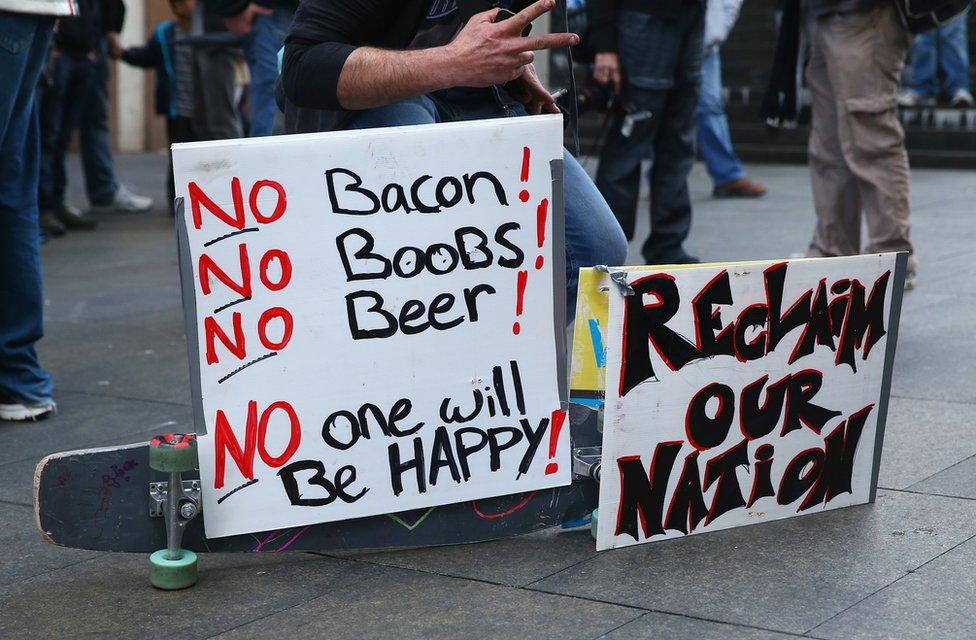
[147,433,200,590]
[572,446,602,482]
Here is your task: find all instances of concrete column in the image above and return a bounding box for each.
[115,0,147,152]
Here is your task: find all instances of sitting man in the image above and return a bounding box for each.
[281,0,628,316]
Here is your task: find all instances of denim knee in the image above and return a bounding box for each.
[597,224,629,268]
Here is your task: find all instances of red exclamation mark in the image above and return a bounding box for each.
[535,198,549,270]
[519,146,531,203]
[512,269,528,335]
[545,409,567,475]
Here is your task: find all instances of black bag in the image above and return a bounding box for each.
[893,0,974,34]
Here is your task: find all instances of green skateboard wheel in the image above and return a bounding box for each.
[149,549,198,590]
[149,433,198,472]
[590,508,599,541]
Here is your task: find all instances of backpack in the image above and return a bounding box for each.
[893,0,974,34]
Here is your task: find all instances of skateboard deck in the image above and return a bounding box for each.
[35,404,600,553]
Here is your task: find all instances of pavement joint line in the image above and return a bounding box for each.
[313,550,652,612]
[313,550,613,594]
[880,485,976,502]
[525,582,811,639]
[803,529,976,636]
[888,393,976,407]
[522,550,602,587]
[54,387,193,408]
[202,557,351,640]
[590,610,649,639]
[4,554,103,591]
[904,451,976,489]
[0,498,31,508]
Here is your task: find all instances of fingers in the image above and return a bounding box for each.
[521,32,580,52]
[253,4,273,14]
[511,65,528,81]
[476,7,503,23]
[517,51,535,65]
[503,0,555,35]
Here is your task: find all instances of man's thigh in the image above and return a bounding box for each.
[343,96,441,130]
[564,151,628,271]
[820,6,908,159]
[820,6,907,108]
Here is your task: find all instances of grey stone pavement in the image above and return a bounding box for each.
[1,151,975,640]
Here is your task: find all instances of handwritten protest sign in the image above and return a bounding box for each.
[589,255,906,550]
[172,116,570,538]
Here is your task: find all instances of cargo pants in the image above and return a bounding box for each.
[806,3,916,269]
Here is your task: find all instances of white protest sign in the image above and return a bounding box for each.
[172,116,570,538]
[595,255,906,550]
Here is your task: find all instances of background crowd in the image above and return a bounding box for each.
[0,0,972,421]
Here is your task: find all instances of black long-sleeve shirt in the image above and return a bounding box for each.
[585,0,694,54]
[282,0,431,110]
[54,0,125,54]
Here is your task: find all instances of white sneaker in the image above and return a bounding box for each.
[90,184,154,214]
[0,400,57,422]
[951,89,975,107]
[897,89,920,107]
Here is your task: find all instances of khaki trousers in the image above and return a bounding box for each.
[807,3,915,267]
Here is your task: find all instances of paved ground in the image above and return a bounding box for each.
[1,151,975,639]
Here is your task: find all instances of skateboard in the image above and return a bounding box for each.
[34,403,602,589]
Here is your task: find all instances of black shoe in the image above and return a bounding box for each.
[39,210,67,237]
[55,203,97,230]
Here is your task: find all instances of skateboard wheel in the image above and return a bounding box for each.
[149,433,198,472]
[149,549,198,590]
[149,549,197,591]
[590,508,599,541]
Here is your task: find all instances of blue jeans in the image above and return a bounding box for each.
[79,44,118,205]
[595,8,704,264]
[696,48,744,187]
[38,51,98,209]
[246,9,292,137]
[344,89,628,320]
[909,10,971,97]
[0,12,55,404]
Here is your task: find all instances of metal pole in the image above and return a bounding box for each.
[166,470,182,560]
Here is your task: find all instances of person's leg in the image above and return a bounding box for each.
[592,109,647,242]
[37,51,68,211]
[436,90,628,318]
[245,8,292,137]
[596,10,681,246]
[166,117,194,216]
[52,55,94,206]
[0,13,56,409]
[192,47,244,140]
[820,5,913,266]
[696,48,745,188]
[562,152,628,317]
[644,8,704,264]
[907,29,938,99]
[806,15,862,258]
[79,44,118,205]
[938,10,971,96]
[343,95,441,129]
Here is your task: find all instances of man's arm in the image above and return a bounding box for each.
[587,0,621,92]
[284,0,578,111]
[586,0,619,55]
